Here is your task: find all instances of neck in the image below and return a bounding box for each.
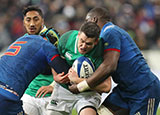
[98,22,105,30]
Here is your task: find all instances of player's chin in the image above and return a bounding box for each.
[28,30,37,35]
[79,50,87,54]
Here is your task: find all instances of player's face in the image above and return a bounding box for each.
[23,11,44,35]
[78,32,98,54]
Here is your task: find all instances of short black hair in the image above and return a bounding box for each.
[79,22,100,40]
[22,5,43,18]
[88,7,111,23]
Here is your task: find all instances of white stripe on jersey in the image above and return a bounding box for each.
[103,25,115,33]
[135,98,155,115]
[147,98,155,115]
[135,112,141,115]
[74,36,78,54]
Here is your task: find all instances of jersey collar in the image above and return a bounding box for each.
[100,22,114,36]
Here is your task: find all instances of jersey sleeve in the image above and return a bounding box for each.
[49,56,70,74]
[42,41,59,63]
[43,41,71,74]
[101,29,121,53]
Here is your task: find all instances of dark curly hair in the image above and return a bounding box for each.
[79,22,100,40]
[22,5,43,18]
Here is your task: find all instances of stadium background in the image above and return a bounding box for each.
[0,0,159,114]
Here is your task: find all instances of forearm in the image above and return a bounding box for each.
[87,61,112,88]
[69,51,120,93]
[50,56,70,74]
[93,76,111,93]
[87,51,119,88]
[75,74,112,93]
[71,77,85,84]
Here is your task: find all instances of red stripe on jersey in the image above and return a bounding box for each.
[51,54,60,61]
[104,48,120,52]
[43,37,48,41]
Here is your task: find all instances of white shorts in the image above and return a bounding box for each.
[21,94,51,115]
[46,83,101,114]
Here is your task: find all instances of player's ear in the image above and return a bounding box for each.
[77,32,81,39]
[78,31,80,36]
[93,16,98,23]
[42,19,44,27]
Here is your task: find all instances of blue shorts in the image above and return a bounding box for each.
[0,88,24,115]
[104,78,160,115]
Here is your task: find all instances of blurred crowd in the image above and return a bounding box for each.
[0,0,160,51]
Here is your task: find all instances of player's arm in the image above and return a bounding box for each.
[40,65,52,75]
[49,54,71,74]
[49,57,71,83]
[87,51,119,88]
[69,51,119,93]
[35,67,69,98]
[72,76,112,93]
[93,77,111,93]
[68,68,111,93]
[52,68,70,84]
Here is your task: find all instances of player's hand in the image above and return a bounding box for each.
[40,27,60,47]
[69,84,80,94]
[68,68,81,84]
[54,72,70,84]
[35,85,53,98]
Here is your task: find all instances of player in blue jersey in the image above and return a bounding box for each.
[69,7,160,115]
[0,34,70,115]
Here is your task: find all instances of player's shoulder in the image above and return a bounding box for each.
[60,30,78,40]
[59,30,78,45]
[14,35,44,46]
[22,35,53,50]
[18,35,43,42]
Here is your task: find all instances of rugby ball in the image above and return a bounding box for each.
[72,56,95,78]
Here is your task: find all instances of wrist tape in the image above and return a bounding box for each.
[77,80,90,92]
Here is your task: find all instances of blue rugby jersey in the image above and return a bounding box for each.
[0,35,59,97]
[100,22,157,93]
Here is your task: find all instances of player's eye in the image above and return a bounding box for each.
[86,42,93,46]
[33,17,39,21]
[26,18,31,22]
[80,39,85,43]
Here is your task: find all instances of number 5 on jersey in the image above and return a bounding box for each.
[4,41,27,56]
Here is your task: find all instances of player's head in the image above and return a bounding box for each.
[22,5,44,35]
[77,22,100,54]
[85,7,111,29]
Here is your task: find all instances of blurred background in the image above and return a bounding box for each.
[0,0,160,78]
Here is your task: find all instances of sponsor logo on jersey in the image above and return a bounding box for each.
[104,42,109,46]
[65,52,72,60]
[51,100,58,105]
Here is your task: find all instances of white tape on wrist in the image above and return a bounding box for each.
[49,81,56,88]
[77,80,90,92]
